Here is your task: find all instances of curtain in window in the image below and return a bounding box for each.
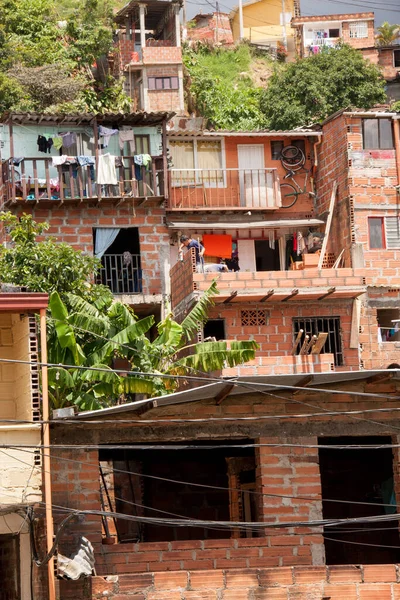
[170,140,195,186]
[197,141,223,184]
[94,228,120,258]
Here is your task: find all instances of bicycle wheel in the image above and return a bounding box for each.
[280,145,305,171]
[280,183,298,208]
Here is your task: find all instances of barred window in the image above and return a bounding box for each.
[241,309,269,327]
[293,317,343,366]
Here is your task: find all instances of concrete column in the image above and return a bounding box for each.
[139,4,146,49]
[175,4,181,46]
[178,64,185,113]
[142,67,149,111]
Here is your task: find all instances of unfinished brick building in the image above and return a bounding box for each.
[114,0,185,114]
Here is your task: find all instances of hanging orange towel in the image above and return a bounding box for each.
[202,234,232,259]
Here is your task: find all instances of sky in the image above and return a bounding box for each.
[186,0,400,27]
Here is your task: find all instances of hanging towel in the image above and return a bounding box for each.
[269,230,275,250]
[52,155,68,166]
[97,154,117,185]
[202,234,232,259]
[134,153,151,167]
[119,129,135,152]
[60,132,76,148]
[53,136,63,150]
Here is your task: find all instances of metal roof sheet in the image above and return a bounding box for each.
[168,129,322,137]
[72,370,400,420]
[1,111,174,127]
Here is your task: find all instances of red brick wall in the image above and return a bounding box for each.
[11,202,169,298]
[342,19,375,49]
[142,47,182,64]
[146,65,181,113]
[378,48,400,80]
[85,564,400,599]
[170,247,196,311]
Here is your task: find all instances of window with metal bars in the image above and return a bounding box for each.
[292,317,343,366]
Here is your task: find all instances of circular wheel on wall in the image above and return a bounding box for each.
[280,145,305,171]
[280,183,298,208]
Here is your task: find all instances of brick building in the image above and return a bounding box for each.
[186,12,233,45]
[291,12,376,58]
[114,0,185,114]
[0,111,173,319]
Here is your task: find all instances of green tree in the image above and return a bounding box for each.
[0,212,110,303]
[375,22,400,46]
[260,44,386,130]
[48,285,257,410]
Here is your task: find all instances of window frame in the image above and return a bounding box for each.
[348,20,368,39]
[148,76,179,90]
[292,316,343,366]
[394,49,400,68]
[362,118,394,150]
[368,216,386,250]
[270,140,284,160]
[169,137,226,188]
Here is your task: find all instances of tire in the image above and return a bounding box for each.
[280,183,298,208]
[280,145,305,171]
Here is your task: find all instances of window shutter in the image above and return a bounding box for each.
[385,217,400,249]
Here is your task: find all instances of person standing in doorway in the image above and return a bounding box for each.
[179,235,205,271]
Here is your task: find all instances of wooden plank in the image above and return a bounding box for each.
[333,248,345,269]
[305,334,318,354]
[33,160,39,200]
[310,332,328,355]
[318,181,337,269]
[291,329,304,355]
[223,291,238,304]
[293,375,313,394]
[350,297,361,349]
[282,289,299,302]
[299,334,310,355]
[366,372,393,384]
[45,159,51,199]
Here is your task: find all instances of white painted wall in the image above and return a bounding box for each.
[0,427,42,505]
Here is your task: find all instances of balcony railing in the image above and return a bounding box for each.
[1,157,165,204]
[168,168,281,211]
[96,254,142,295]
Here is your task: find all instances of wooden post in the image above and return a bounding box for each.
[93,118,100,198]
[40,308,56,600]
[162,119,169,201]
[318,181,337,269]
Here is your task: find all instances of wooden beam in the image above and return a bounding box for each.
[305,334,318,354]
[311,332,328,355]
[318,181,338,269]
[223,291,238,304]
[260,289,275,302]
[282,289,299,302]
[366,372,394,384]
[291,329,304,356]
[299,334,310,355]
[318,287,336,301]
[293,375,313,395]
[215,384,235,405]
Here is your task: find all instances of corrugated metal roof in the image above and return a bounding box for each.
[72,370,400,420]
[168,129,322,137]
[1,111,174,127]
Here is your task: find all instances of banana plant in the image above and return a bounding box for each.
[46,282,258,411]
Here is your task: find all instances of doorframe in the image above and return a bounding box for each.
[237,144,266,207]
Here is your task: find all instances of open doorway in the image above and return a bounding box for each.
[204,319,225,341]
[319,436,400,564]
[255,240,280,272]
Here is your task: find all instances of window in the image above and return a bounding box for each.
[99,441,256,543]
[291,139,306,156]
[362,119,394,149]
[377,309,400,342]
[368,217,385,249]
[204,319,225,340]
[271,140,284,160]
[169,139,223,186]
[293,317,343,366]
[148,76,179,90]
[349,20,368,39]
[394,50,400,68]
[329,28,340,38]
[319,436,400,565]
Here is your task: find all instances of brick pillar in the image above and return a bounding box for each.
[256,436,325,566]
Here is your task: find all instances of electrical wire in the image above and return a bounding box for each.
[8,446,400,512]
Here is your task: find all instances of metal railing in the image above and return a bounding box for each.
[168,168,281,210]
[1,157,165,203]
[96,254,142,295]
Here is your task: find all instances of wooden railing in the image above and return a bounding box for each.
[96,253,142,294]
[168,168,281,210]
[1,157,165,203]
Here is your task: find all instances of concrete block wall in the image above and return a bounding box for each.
[0,313,31,420]
[12,203,170,299]
[221,354,335,377]
[146,65,181,113]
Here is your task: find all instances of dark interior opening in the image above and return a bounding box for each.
[204,319,225,341]
[0,534,20,599]
[93,228,141,256]
[255,240,280,272]
[94,228,142,294]
[319,436,400,565]
[99,440,256,543]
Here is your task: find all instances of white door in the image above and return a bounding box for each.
[237,145,273,208]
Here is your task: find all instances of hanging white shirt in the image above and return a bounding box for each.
[97,154,117,185]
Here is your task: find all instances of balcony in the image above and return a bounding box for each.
[96,254,142,295]
[170,250,366,311]
[168,168,281,211]
[1,157,165,205]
